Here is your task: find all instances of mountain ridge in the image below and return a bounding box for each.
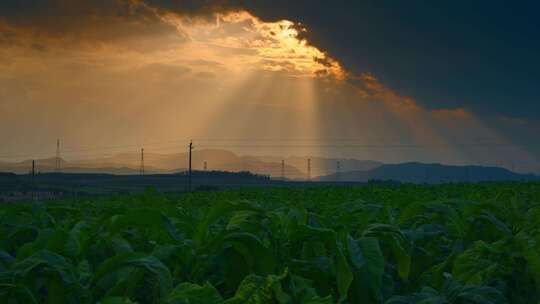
[317,162,539,183]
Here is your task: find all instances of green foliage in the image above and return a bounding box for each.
[165,282,223,304]
[1,183,540,303]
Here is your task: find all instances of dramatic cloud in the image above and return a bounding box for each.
[0,0,538,171]
[0,0,345,78]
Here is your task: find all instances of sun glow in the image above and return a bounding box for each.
[152,10,327,155]
[159,10,346,80]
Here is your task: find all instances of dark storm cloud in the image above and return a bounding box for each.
[141,1,540,122]
[233,1,540,122]
[114,0,540,123]
[0,0,236,30]
[0,0,141,32]
[0,0,185,50]
[142,0,239,15]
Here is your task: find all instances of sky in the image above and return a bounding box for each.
[0,0,539,172]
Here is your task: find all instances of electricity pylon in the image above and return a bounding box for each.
[307,158,311,181]
[281,160,285,181]
[140,148,145,175]
[55,139,61,173]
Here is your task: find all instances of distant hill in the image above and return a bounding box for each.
[256,156,383,177]
[318,162,539,183]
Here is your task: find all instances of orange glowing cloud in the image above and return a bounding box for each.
[352,72,469,118]
[158,10,346,80]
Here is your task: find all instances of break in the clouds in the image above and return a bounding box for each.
[0,0,538,172]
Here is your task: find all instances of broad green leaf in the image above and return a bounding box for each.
[346,235,365,269]
[109,209,182,242]
[92,252,172,298]
[165,282,223,304]
[194,200,261,245]
[11,250,77,285]
[227,210,259,231]
[362,224,411,281]
[293,225,352,301]
[99,296,138,304]
[223,232,277,275]
[225,271,287,304]
[452,241,499,284]
[352,237,384,302]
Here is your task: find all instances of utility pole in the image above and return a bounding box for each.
[281,160,285,181]
[55,139,61,173]
[336,161,341,182]
[188,140,193,192]
[140,148,145,175]
[31,160,36,201]
[307,158,311,181]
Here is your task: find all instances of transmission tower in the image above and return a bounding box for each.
[307,158,311,181]
[140,148,145,175]
[55,139,61,173]
[31,160,36,201]
[31,160,35,179]
[281,160,285,181]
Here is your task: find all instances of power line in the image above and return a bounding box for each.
[196,143,537,148]
[1,139,539,160]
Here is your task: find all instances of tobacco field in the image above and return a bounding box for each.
[1,183,540,303]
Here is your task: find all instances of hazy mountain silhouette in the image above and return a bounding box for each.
[256,156,382,177]
[3,152,535,183]
[317,162,538,183]
[0,149,304,178]
[0,157,157,175]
